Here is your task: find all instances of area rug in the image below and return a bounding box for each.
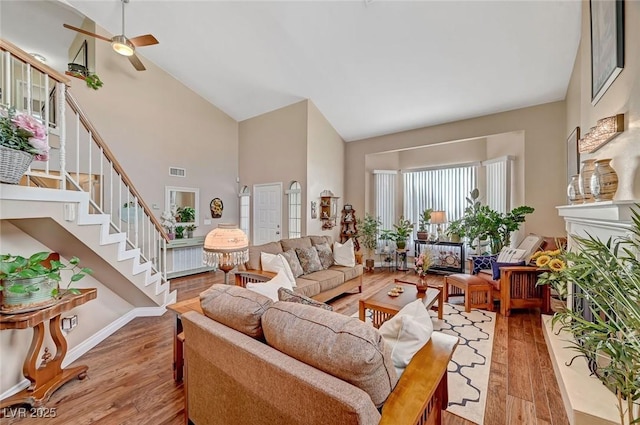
[355,303,495,424]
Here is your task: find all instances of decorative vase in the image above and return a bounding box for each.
[186,230,193,238]
[396,240,406,250]
[567,174,583,205]
[1,276,58,313]
[416,277,428,293]
[578,159,596,203]
[0,145,34,184]
[589,159,618,202]
[167,232,175,240]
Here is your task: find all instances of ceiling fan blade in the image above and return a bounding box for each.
[63,24,111,43]
[128,54,146,71]
[129,34,159,47]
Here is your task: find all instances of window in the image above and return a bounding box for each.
[286,181,302,238]
[403,164,478,237]
[239,186,250,237]
[373,170,397,249]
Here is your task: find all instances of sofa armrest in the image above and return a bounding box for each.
[380,332,458,425]
[234,270,275,287]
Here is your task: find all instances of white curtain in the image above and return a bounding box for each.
[373,170,397,245]
[483,156,514,213]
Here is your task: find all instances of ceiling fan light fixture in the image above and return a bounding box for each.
[111,35,135,56]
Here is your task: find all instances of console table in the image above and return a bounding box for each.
[414,240,465,274]
[0,288,97,408]
[165,236,215,279]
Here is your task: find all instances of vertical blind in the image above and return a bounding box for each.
[402,165,478,236]
[373,170,397,234]
[483,156,513,213]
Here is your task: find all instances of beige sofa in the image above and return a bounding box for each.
[235,235,363,302]
[182,285,458,425]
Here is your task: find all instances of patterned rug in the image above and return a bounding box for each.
[356,302,495,424]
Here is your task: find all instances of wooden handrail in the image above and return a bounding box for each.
[65,91,170,242]
[0,39,70,86]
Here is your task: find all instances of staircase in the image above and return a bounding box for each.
[0,38,176,308]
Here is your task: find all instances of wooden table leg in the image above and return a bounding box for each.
[173,315,184,383]
[437,286,444,320]
[1,316,88,408]
[358,300,365,322]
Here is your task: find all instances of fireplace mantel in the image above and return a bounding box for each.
[546,200,639,425]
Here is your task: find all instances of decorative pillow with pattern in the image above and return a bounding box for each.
[277,287,333,311]
[295,246,323,274]
[314,242,334,270]
[472,254,497,274]
[281,249,304,278]
[491,259,526,280]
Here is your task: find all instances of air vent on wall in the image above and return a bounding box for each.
[169,167,186,177]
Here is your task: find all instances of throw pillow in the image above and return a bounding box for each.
[277,287,333,311]
[314,242,334,270]
[261,252,296,287]
[295,246,323,274]
[246,269,294,301]
[281,249,304,278]
[199,284,273,339]
[491,259,526,280]
[379,299,434,377]
[496,247,527,263]
[471,254,497,274]
[333,238,355,267]
[262,301,398,407]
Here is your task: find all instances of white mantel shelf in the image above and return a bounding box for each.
[550,199,640,425]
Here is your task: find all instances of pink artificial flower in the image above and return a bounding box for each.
[28,137,50,161]
[12,113,46,140]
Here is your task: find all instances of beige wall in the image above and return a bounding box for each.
[346,101,567,237]
[486,131,526,210]
[0,222,134,395]
[566,0,640,200]
[70,25,239,239]
[306,101,344,240]
[239,100,308,240]
[398,138,486,170]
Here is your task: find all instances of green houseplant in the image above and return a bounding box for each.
[185,224,197,238]
[390,216,414,250]
[417,208,433,240]
[175,225,185,239]
[356,214,381,270]
[177,206,196,223]
[0,252,92,311]
[552,207,640,424]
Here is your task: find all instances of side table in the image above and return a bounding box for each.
[167,297,202,383]
[0,288,97,408]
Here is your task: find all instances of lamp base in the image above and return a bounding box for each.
[219,264,234,284]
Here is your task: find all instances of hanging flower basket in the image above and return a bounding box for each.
[0,145,34,184]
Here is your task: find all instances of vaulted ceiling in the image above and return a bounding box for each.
[1,0,581,142]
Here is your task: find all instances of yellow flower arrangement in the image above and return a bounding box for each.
[535,249,568,299]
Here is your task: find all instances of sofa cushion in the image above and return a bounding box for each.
[281,236,312,252]
[379,299,434,377]
[309,235,332,246]
[471,254,497,274]
[333,239,356,267]
[302,269,345,292]
[261,252,296,287]
[282,249,305,277]
[314,242,334,269]
[296,246,324,274]
[278,287,333,311]
[293,277,322,298]
[329,264,363,282]
[262,302,398,407]
[247,269,294,302]
[247,241,283,270]
[200,284,273,339]
[477,269,499,290]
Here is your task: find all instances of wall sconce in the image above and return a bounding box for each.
[578,113,624,153]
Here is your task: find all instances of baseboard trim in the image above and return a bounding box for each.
[0,306,166,401]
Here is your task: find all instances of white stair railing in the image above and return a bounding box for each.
[0,39,169,282]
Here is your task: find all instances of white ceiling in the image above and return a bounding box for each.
[2,0,581,142]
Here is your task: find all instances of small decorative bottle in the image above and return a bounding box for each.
[590,159,618,201]
[567,175,583,205]
[578,159,596,203]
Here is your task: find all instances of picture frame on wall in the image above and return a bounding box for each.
[590,0,624,105]
[567,126,580,184]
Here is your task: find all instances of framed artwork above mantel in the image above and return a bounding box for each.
[590,0,625,105]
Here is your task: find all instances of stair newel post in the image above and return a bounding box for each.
[56,82,67,190]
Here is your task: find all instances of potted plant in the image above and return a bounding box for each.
[552,207,640,424]
[356,213,381,271]
[161,209,177,239]
[185,224,197,238]
[417,208,433,240]
[0,107,50,184]
[175,225,185,239]
[390,216,414,250]
[445,219,463,243]
[178,206,196,224]
[0,252,92,312]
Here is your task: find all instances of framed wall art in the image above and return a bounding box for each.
[210,198,223,218]
[567,126,580,184]
[590,0,624,105]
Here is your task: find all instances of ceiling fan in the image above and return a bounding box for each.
[63,0,158,71]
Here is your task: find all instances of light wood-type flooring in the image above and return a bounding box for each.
[1,270,569,425]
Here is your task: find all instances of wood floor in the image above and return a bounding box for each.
[1,270,569,425]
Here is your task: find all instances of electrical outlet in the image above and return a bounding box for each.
[61,315,78,331]
[152,203,159,210]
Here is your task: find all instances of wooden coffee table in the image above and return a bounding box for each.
[359,282,442,328]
